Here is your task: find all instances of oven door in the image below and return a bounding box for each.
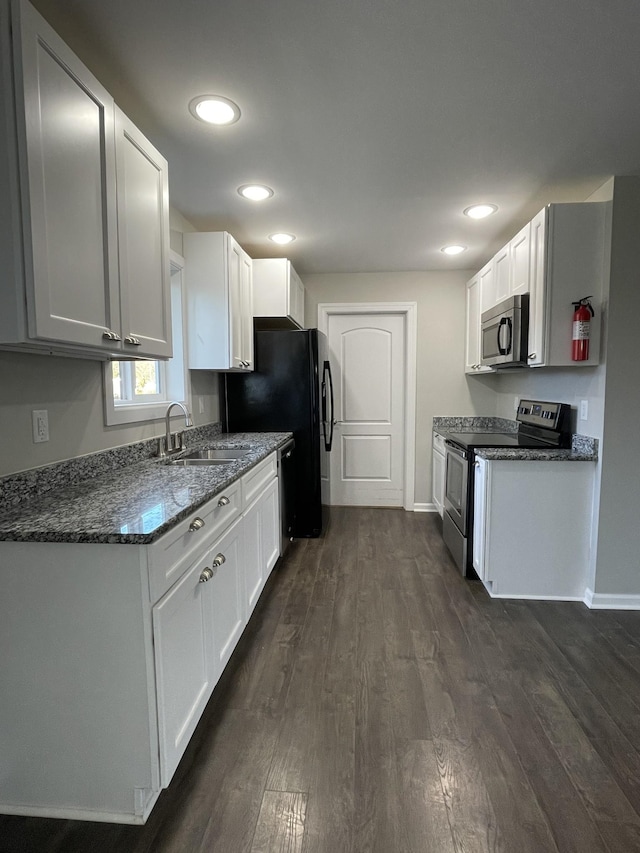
[443,442,469,535]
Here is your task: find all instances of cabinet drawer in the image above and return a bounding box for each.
[241,453,277,509]
[433,431,446,455]
[148,479,241,602]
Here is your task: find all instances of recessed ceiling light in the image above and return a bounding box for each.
[188,95,241,125]
[441,245,467,255]
[464,203,498,219]
[269,233,296,245]
[238,184,274,201]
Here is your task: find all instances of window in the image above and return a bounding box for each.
[102,252,189,426]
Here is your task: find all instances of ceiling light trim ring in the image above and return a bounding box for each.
[238,184,274,201]
[189,95,241,125]
[269,233,296,245]
[464,203,498,220]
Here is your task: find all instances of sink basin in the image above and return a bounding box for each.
[167,446,251,466]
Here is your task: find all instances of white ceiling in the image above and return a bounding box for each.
[30,0,640,274]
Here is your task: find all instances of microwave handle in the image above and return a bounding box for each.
[497,317,512,355]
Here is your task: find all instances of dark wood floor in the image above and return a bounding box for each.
[3,507,640,852]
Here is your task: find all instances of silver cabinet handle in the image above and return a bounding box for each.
[102,329,121,341]
[212,553,226,568]
[189,517,205,532]
[217,496,230,507]
[199,566,216,583]
[125,336,142,346]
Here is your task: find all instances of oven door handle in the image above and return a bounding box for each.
[445,441,468,461]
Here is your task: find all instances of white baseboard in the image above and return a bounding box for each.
[584,588,640,610]
[413,502,435,513]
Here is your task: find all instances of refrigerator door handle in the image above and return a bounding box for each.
[322,360,334,451]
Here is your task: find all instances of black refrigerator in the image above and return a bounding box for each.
[224,328,334,538]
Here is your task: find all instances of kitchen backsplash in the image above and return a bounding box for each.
[0,422,222,512]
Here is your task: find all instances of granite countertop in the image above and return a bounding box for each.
[432,416,598,462]
[0,432,292,546]
[473,445,596,462]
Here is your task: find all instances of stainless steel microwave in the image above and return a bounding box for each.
[481,294,530,368]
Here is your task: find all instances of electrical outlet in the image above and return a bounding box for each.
[514,396,519,412]
[198,397,205,415]
[580,400,589,421]
[32,409,49,443]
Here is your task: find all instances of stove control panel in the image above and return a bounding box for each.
[516,399,571,433]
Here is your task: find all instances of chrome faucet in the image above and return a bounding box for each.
[159,401,193,456]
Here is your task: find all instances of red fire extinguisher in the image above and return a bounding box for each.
[571,297,595,361]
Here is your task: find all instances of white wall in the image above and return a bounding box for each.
[591,177,640,597]
[302,270,497,505]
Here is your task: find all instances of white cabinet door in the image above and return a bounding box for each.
[260,476,280,579]
[479,260,496,313]
[289,266,305,328]
[239,247,254,367]
[509,222,531,297]
[243,476,280,615]
[14,0,121,351]
[432,442,445,517]
[465,273,493,374]
[115,108,172,359]
[186,231,253,370]
[472,457,487,580]
[153,548,216,786]
[209,517,246,674]
[494,244,510,304]
[465,274,481,373]
[528,207,547,366]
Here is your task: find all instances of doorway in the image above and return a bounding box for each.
[318,303,416,509]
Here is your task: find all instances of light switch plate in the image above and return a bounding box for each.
[580,400,588,421]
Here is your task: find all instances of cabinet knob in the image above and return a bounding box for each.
[217,496,230,507]
[189,517,205,532]
[212,553,226,568]
[125,336,142,346]
[102,329,121,342]
[199,566,216,583]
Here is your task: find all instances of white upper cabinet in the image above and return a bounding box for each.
[509,221,531,297]
[493,243,510,304]
[114,108,172,359]
[527,203,605,368]
[465,269,494,374]
[252,258,305,329]
[0,0,171,359]
[185,232,254,371]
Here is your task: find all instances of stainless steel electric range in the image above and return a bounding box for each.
[442,399,572,576]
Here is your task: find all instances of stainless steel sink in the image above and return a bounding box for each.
[167,446,251,466]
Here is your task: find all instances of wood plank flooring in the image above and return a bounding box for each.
[3,507,640,852]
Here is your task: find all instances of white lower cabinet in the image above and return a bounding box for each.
[209,517,246,674]
[153,547,217,785]
[472,457,594,600]
[244,476,280,613]
[0,452,280,824]
[431,431,446,517]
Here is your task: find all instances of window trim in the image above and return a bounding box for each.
[102,250,190,426]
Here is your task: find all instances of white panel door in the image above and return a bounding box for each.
[328,313,405,506]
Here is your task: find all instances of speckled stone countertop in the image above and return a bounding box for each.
[433,416,598,462]
[0,430,292,545]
